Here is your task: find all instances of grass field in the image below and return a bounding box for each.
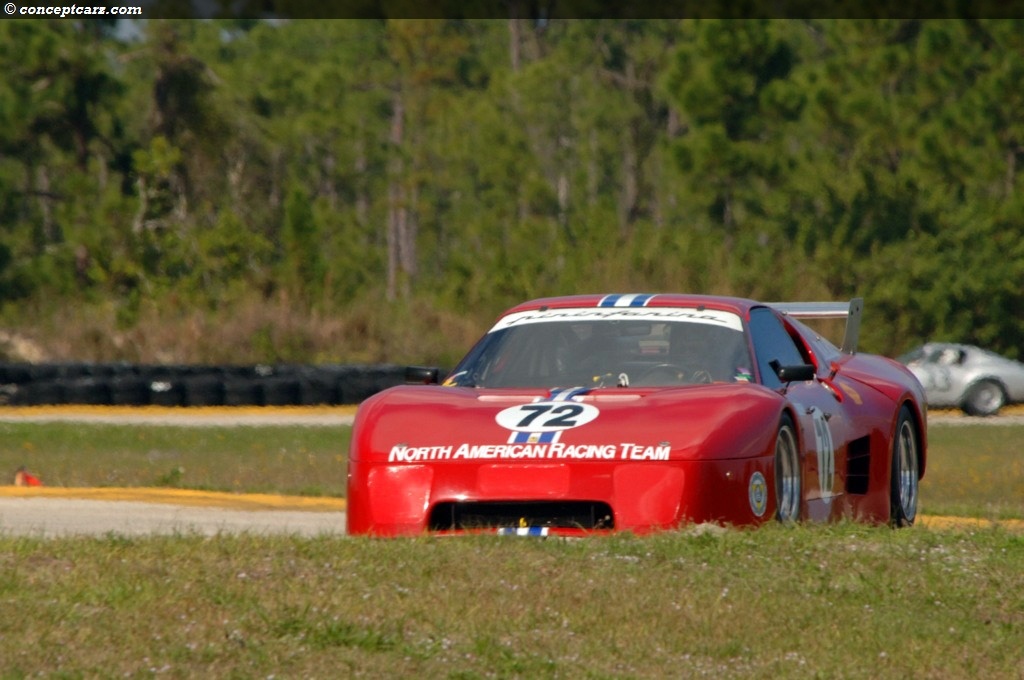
[919,423,1024,520]
[1,523,1022,677]
[0,415,1022,677]
[0,421,350,498]
[0,416,1022,519]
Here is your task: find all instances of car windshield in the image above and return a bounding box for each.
[445,308,754,389]
[897,347,926,365]
[900,345,964,366]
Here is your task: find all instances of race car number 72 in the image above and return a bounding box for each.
[495,401,601,433]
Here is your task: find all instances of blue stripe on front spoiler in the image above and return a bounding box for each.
[497,527,550,537]
[509,431,558,444]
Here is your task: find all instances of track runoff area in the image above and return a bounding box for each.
[0,404,1021,532]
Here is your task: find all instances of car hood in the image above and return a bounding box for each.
[351,383,785,464]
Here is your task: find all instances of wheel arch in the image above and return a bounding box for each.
[961,375,1007,399]
[889,401,924,527]
[778,404,803,458]
[900,399,927,479]
[773,405,802,523]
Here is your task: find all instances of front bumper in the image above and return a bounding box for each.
[346,457,775,536]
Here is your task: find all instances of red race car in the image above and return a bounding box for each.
[347,294,926,536]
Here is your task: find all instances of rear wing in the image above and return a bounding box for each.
[768,298,863,355]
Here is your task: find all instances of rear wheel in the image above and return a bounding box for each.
[890,407,920,527]
[774,414,801,523]
[962,379,1005,417]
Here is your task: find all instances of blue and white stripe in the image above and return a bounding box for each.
[508,430,559,444]
[497,526,550,537]
[547,386,591,401]
[597,294,656,308]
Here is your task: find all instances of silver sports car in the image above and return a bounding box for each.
[899,342,1024,416]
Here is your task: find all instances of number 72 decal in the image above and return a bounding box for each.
[496,401,600,433]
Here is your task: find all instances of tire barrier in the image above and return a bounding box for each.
[0,362,413,407]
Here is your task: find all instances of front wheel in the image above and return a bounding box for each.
[890,406,920,527]
[774,413,801,523]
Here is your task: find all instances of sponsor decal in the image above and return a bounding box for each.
[387,441,671,463]
[491,307,744,332]
[749,471,768,517]
[389,389,671,464]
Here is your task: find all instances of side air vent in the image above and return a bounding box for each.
[845,435,871,495]
[428,501,614,531]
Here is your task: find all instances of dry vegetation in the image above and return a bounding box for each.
[3,293,486,367]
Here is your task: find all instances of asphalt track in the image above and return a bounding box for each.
[1,405,1022,537]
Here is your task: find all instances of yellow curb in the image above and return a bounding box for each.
[928,404,1024,418]
[917,515,1024,532]
[0,486,346,512]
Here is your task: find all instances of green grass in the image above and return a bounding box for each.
[921,424,1024,520]
[0,525,1022,678]
[2,420,1022,520]
[0,420,1022,676]
[0,423,349,497]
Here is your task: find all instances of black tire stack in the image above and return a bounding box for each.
[0,362,410,407]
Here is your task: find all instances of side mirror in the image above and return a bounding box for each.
[769,359,816,383]
[405,366,440,384]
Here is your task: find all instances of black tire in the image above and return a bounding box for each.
[340,367,384,404]
[64,377,112,405]
[262,377,301,406]
[774,413,801,523]
[224,378,264,406]
[110,377,151,406]
[890,406,920,527]
[297,377,337,405]
[149,379,185,407]
[0,363,33,384]
[10,380,65,406]
[183,376,225,407]
[961,379,1005,417]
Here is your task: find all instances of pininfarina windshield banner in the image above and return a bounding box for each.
[490,308,744,332]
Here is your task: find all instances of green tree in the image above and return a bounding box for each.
[0,20,126,303]
[281,183,324,299]
[664,19,812,299]
[795,20,1024,354]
